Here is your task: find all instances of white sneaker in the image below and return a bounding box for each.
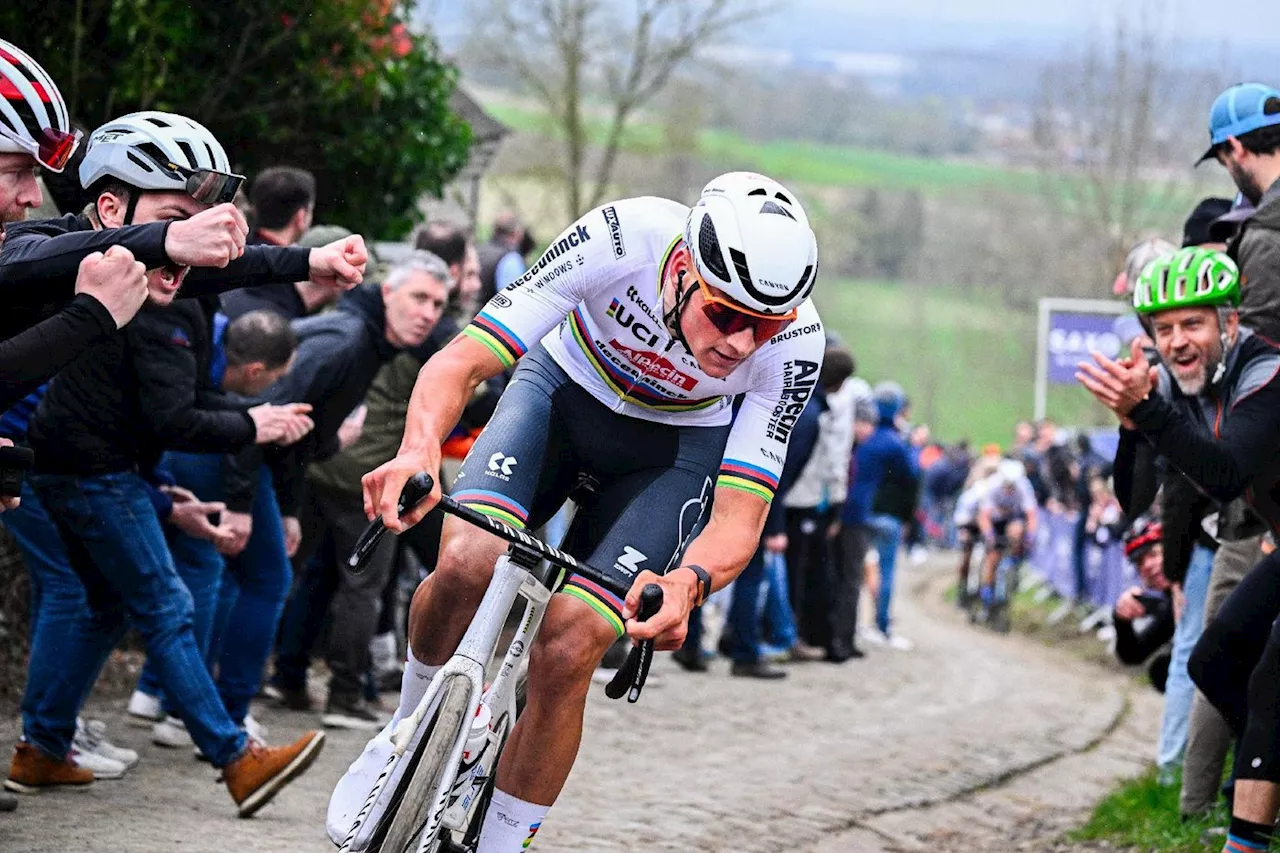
[69,746,128,780]
[886,634,915,652]
[127,690,163,726]
[860,627,888,646]
[243,715,268,746]
[152,716,193,749]
[75,718,139,769]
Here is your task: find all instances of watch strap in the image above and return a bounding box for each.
[684,564,712,607]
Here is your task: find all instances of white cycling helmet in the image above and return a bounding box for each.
[79,110,236,199]
[684,171,818,316]
[996,459,1026,486]
[0,39,78,172]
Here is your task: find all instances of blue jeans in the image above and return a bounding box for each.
[1157,544,1215,772]
[763,551,799,649]
[3,482,86,757]
[868,514,904,635]
[29,471,246,767]
[211,464,292,724]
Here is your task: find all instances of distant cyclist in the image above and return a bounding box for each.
[335,173,824,850]
[974,459,1038,617]
[952,462,998,607]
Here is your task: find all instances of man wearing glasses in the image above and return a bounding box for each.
[336,173,825,851]
[2,110,366,816]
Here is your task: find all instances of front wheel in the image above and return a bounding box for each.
[377,675,473,853]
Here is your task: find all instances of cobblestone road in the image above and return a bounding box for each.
[0,560,1157,852]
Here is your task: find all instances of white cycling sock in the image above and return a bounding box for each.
[477,788,550,852]
[391,652,440,728]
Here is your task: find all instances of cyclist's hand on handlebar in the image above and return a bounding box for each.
[622,569,698,651]
[362,448,441,532]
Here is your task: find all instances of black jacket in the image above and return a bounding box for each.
[24,215,311,475]
[224,284,400,514]
[1114,329,1280,539]
[219,231,306,320]
[0,293,117,413]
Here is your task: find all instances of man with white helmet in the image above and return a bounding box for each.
[3,110,366,815]
[337,173,824,850]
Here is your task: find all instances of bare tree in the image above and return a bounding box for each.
[464,0,768,217]
[1031,0,1222,292]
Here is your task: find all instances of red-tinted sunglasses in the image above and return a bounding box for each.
[5,125,83,173]
[696,276,796,344]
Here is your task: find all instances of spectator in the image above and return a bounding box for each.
[126,309,303,747]
[238,251,451,728]
[220,167,317,320]
[476,211,526,303]
[1112,519,1174,691]
[843,382,919,651]
[0,40,148,411]
[1178,83,1280,821]
[7,110,363,812]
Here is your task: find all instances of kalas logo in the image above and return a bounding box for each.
[609,339,698,391]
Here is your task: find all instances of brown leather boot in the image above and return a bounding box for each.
[222,730,325,818]
[4,742,95,794]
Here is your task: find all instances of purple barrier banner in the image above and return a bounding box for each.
[1027,508,1136,608]
[1046,311,1124,385]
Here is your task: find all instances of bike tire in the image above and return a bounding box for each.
[379,675,473,853]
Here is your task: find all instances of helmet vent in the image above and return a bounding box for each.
[126,150,159,174]
[698,215,730,282]
[729,247,753,288]
[796,264,814,290]
[774,191,793,205]
[176,140,197,168]
[759,200,795,220]
[746,187,767,197]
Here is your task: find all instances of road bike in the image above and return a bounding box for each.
[337,473,663,853]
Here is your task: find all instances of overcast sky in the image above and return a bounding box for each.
[770,0,1280,51]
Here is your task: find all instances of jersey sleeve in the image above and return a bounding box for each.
[717,310,826,504]
[462,208,623,368]
[1017,478,1038,514]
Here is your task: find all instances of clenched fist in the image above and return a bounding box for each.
[164,203,248,268]
[309,234,368,291]
[248,402,314,446]
[75,245,148,328]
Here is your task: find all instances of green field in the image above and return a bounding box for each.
[817,280,1112,445]
[485,100,1037,197]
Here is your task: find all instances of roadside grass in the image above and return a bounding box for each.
[1069,767,1229,852]
[815,279,1110,445]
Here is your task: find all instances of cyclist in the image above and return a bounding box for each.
[334,172,824,850]
[974,458,1038,621]
[1077,247,1280,853]
[952,461,998,607]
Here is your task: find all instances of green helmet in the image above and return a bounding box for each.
[1133,247,1240,315]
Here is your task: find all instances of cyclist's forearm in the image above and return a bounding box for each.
[680,489,768,595]
[399,336,505,453]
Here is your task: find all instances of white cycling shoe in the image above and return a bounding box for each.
[327,718,425,850]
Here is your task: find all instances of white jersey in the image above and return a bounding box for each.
[953,479,991,527]
[978,475,1038,522]
[462,196,826,503]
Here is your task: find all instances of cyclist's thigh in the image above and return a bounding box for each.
[560,424,728,638]
[449,347,576,532]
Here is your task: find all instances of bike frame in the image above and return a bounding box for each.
[340,549,557,853]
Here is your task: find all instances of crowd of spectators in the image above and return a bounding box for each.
[5,31,1280,853]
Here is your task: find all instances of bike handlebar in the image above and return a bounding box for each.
[349,472,663,703]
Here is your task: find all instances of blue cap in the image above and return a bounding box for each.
[1198,82,1280,163]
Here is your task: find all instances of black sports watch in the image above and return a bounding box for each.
[683,564,712,607]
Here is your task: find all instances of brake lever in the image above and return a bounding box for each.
[605,583,664,703]
[347,472,435,573]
